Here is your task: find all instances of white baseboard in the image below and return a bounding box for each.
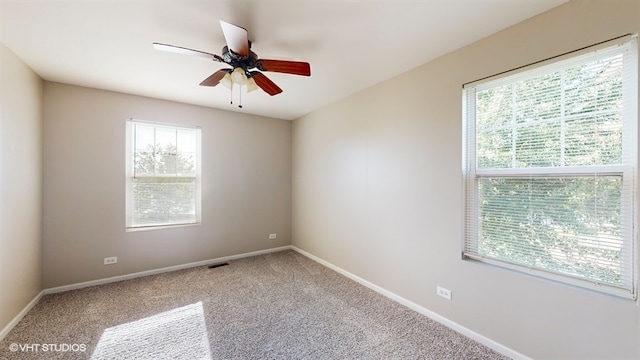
[0,245,292,341]
[44,246,292,295]
[291,246,530,360]
[0,290,45,341]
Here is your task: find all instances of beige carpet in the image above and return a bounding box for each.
[91,302,211,359]
[0,250,510,359]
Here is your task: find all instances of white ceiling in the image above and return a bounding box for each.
[0,0,567,120]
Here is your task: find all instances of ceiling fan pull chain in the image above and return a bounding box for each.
[238,86,243,108]
[230,83,234,105]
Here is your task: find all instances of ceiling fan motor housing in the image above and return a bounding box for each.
[221,46,259,74]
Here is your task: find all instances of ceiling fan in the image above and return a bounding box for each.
[153,20,311,105]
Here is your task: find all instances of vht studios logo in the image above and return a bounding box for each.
[9,343,87,352]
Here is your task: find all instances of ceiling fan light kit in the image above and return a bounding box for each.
[153,20,311,108]
[220,67,259,93]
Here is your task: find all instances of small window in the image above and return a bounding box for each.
[126,120,201,229]
[463,36,637,298]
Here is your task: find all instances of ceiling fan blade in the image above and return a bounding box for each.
[250,71,283,96]
[153,43,222,62]
[199,69,231,87]
[256,59,311,76]
[219,20,249,57]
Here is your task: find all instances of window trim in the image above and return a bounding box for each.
[462,35,638,299]
[125,119,202,230]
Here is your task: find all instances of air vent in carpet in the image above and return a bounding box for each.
[208,262,229,269]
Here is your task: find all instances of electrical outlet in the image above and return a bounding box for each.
[437,286,452,300]
[269,233,277,240]
[104,256,117,265]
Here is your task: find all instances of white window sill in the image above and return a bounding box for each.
[126,222,201,232]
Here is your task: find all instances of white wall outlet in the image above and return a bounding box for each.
[104,256,117,265]
[269,233,277,240]
[437,286,452,300]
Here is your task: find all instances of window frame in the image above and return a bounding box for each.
[125,119,202,231]
[462,35,638,299]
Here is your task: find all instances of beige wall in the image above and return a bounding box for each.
[0,43,43,331]
[42,82,291,288]
[292,1,640,359]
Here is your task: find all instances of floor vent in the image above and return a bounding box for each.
[208,262,229,269]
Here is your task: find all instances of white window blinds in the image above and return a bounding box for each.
[126,120,201,229]
[463,36,637,298]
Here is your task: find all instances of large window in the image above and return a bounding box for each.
[126,120,201,229]
[463,36,637,298]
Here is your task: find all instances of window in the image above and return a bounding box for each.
[126,120,201,229]
[463,36,637,298]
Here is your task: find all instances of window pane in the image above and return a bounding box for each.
[515,121,561,167]
[565,53,623,116]
[133,124,156,176]
[134,124,155,151]
[132,177,197,227]
[477,127,512,169]
[513,73,561,123]
[565,113,622,166]
[478,176,623,286]
[477,85,513,129]
[156,127,177,175]
[155,127,176,149]
[176,129,196,176]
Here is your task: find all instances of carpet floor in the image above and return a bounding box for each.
[0,250,511,359]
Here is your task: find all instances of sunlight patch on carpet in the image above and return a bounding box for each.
[91,302,211,360]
